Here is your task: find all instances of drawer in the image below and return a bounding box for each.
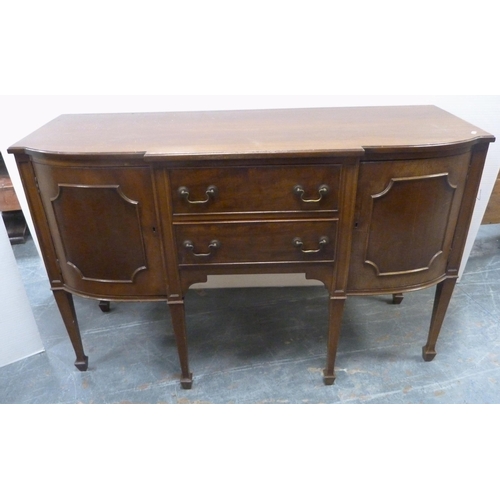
[169,165,341,215]
[175,219,338,265]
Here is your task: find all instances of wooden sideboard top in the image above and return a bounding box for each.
[8,105,496,387]
[9,105,495,160]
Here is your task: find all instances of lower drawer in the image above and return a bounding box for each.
[175,220,338,265]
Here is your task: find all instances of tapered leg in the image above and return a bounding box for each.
[168,300,193,389]
[422,278,457,361]
[99,300,111,312]
[52,289,88,371]
[323,296,346,385]
[392,293,404,305]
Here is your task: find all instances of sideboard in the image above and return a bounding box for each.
[8,106,495,388]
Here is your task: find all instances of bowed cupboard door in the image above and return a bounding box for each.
[32,161,166,299]
[347,151,472,294]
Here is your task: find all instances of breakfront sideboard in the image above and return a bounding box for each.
[8,106,495,388]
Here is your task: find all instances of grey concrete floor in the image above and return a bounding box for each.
[2,225,500,404]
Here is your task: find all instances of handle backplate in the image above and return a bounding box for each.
[293,236,329,254]
[179,185,218,205]
[293,184,329,203]
[183,239,220,257]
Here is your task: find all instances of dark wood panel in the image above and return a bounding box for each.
[365,174,456,276]
[52,185,147,282]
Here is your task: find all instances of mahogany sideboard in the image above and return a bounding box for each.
[8,106,495,389]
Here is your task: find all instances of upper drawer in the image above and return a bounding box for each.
[169,165,341,215]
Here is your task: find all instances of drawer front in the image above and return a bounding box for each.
[175,220,338,265]
[0,185,21,211]
[169,165,341,215]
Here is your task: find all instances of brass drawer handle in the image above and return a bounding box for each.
[183,239,220,257]
[293,236,329,254]
[178,185,218,204]
[293,184,329,203]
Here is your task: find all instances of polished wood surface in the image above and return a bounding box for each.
[8,106,495,388]
[9,106,492,159]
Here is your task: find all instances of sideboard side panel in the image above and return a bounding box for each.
[447,142,491,274]
[11,154,64,287]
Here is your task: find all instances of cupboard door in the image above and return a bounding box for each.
[175,219,338,265]
[33,163,166,297]
[347,153,471,293]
